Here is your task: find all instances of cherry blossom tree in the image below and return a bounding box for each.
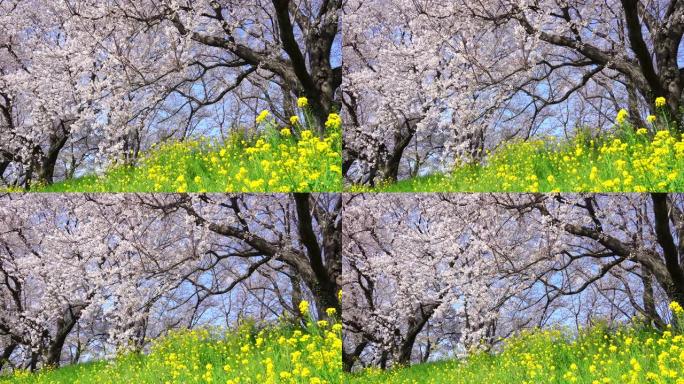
[343,193,684,370]
[89,0,342,134]
[343,0,684,184]
[0,1,116,187]
[137,193,342,319]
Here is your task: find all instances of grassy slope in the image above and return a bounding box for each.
[346,323,684,384]
[1,318,342,384]
[357,128,684,193]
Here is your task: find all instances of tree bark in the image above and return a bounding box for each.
[395,304,436,366]
[650,193,684,304]
[0,342,17,372]
[37,132,69,185]
[641,267,664,328]
[293,193,341,318]
[342,341,367,372]
[45,306,82,368]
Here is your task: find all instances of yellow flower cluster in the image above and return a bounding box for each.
[9,312,343,384]
[325,113,342,132]
[357,97,681,193]
[26,99,342,193]
[299,300,310,316]
[493,129,684,192]
[297,97,309,108]
[39,125,341,193]
[616,108,629,124]
[256,110,271,124]
[361,124,684,193]
[225,128,341,192]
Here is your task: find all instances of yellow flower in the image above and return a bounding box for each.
[616,108,629,124]
[256,110,270,124]
[647,115,657,124]
[299,300,309,315]
[655,96,667,108]
[279,371,292,379]
[280,128,291,137]
[670,301,683,315]
[325,113,342,131]
[248,179,264,190]
[301,130,313,140]
[589,166,599,181]
[636,127,648,135]
[325,308,337,317]
[297,97,308,108]
[290,115,299,125]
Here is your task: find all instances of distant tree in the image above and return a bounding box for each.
[0,1,114,187]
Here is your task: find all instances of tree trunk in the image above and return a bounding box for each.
[641,267,665,328]
[650,193,684,305]
[45,308,80,368]
[0,161,8,182]
[421,339,431,363]
[0,342,17,372]
[342,341,367,372]
[37,133,68,185]
[377,118,417,183]
[395,305,436,366]
[293,193,341,319]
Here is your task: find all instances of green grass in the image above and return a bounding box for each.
[346,321,684,384]
[353,127,684,193]
[1,317,342,384]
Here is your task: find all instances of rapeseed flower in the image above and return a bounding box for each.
[616,109,629,124]
[299,300,310,315]
[256,110,270,123]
